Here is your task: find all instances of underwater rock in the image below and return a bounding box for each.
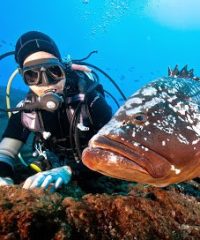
[62,185,200,239]
[0,183,200,239]
[0,186,70,239]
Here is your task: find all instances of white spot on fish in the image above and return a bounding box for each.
[126,107,142,116]
[187,123,200,137]
[132,131,136,137]
[178,116,185,122]
[178,104,189,115]
[185,114,194,124]
[97,118,123,136]
[126,97,165,116]
[153,122,174,134]
[177,134,189,144]
[131,97,143,104]
[141,146,149,151]
[107,153,118,164]
[168,104,178,113]
[167,96,177,103]
[168,115,176,125]
[161,92,171,99]
[192,139,200,145]
[162,141,166,146]
[141,87,157,96]
[169,102,190,116]
[171,102,191,116]
[125,98,138,109]
[193,112,200,120]
[167,88,178,94]
[171,165,181,175]
[133,142,140,147]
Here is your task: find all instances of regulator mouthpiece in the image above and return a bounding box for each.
[37,92,64,112]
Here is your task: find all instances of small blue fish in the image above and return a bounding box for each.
[82,66,200,187]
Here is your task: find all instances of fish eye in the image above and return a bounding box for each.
[122,120,126,126]
[135,115,144,121]
[133,113,147,124]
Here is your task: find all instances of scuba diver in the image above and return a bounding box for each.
[0,31,112,191]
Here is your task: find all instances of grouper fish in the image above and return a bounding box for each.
[82,66,200,187]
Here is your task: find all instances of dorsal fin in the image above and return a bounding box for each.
[168,65,198,79]
[168,67,172,77]
[180,65,188,77]
[174,65,179,76]
[188,69,194,78]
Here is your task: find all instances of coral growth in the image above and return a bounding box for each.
[0,186,70,239]
[0,181,200,239]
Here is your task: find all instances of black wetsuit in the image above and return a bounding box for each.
[1,71,112,183]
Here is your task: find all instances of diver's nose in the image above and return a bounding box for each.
[41,70,55,85]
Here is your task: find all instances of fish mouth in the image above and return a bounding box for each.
[83,135,171,180]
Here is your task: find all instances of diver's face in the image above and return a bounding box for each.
[23,52,66,97]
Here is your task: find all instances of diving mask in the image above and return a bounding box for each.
[21,58,66,86]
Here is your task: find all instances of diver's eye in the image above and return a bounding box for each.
[133,113,147,125]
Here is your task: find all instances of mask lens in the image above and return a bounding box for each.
[22,59,65,86]
[47,65,64,79]
[23,70,39,85]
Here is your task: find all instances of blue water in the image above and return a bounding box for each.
[1,0,200,111]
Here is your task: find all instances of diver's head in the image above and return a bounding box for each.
[15,31,66,96]
[15,31,61,67]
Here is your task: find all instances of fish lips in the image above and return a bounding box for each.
[82,135,172,180]
[82,145,149,182]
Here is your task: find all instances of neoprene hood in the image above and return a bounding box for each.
[15,31,61,67]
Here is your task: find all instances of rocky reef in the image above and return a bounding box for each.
[0,179,200,240]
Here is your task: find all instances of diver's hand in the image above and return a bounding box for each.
[23,166,72,191]
[71,63,91,72]
[0,177,14,186]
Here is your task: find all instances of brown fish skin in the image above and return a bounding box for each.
[82,76,200,187]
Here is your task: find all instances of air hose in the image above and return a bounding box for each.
[73,61,127,102]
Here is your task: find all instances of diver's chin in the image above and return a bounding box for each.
[31,88,64,97]
[44,89,57,94]
[43,86,64,94]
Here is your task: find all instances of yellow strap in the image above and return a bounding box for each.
[29,163,42,173]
